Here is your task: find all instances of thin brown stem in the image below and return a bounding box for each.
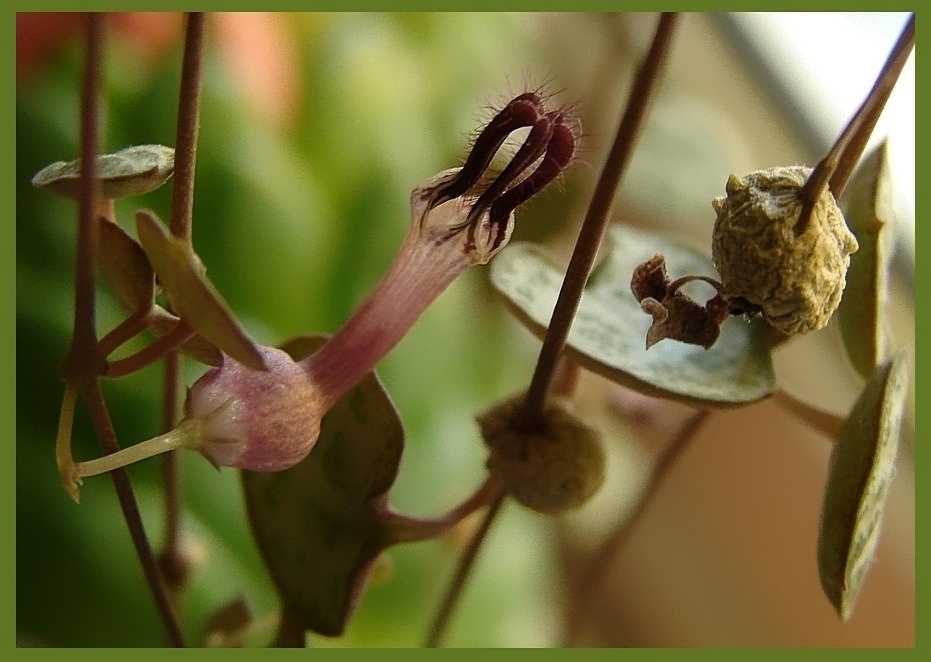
[81,378,185,646]
[104,320,195,378]
[272,605,307,647]
[62,14,185,646]
[424,483,507,647]
[96,307,152,358]
[520,12,679,426]
[562,409,709,646]
[59,13,104,383]
[772,388,845,441]
[383,475,503,544]
[796,13,914,236]
[168,12,206,241]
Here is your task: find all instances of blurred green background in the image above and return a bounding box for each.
[16,13,914,647]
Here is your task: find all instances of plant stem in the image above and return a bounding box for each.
[82,378,186,646]
[168,12,206,241]
[63,13,185,646]
[424,483,507,647]
[383,476,503,544]
[60,13,104,382]
[520,12,679,426]
[104,320,195,377]
[772,388,845,440]
[96,308,152,358]
[561,408,709,646]
[273,605,307,647]
[795,12,914,236]
[77,410,199,478]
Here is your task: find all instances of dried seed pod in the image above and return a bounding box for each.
[477,394,605,515]
[711,166,859,335]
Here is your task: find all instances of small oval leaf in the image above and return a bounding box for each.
[135,209,266,371]
[99,219,156,313]
[490,224,775,407]
[241,335,405,637]
[837,141,895,379]
[32,144,175,200]
[817,350,908,620]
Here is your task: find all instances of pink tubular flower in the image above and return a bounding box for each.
[66,90,579,497]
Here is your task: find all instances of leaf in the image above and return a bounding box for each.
[31,144,174,200]
[135,209,266,371]
[837,141,895,379]
[490,224,775,407]
[241,335,405,637]
[817,350,908,621]
[99,219,156,313]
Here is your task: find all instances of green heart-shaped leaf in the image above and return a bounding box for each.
[490,224,775,407]
[32,144,174,200]
[241,335,404,637]
[837,141,895,379]
[817,350,908,621]
[135,209,266,371]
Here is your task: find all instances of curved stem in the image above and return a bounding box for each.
[58,15,185,645]
[76,417,201,478]
[772,388,845,441]
[382,475,502,544]
[105,320,196,378]
[520,12,679,426]
[424,483,507,647]
[272,605,307,647]
[56,382,82,501]
[562,408,709,646]
[82,378,186,646]
[97,307,152,358]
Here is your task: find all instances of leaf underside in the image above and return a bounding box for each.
[817,350,908,621]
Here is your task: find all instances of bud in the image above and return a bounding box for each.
[711,166,859,335]
[477,394,605,515]
[67,346,323,499]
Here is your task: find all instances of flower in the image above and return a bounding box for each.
[66,90,579,494]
